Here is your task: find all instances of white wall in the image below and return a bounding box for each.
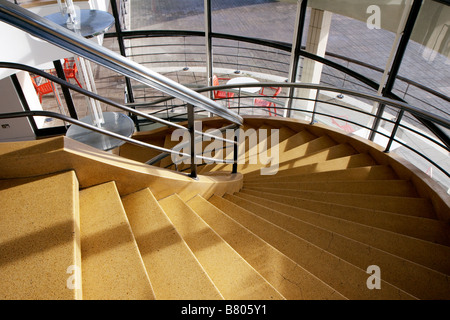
[0,76,35,142]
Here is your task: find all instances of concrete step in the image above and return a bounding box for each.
[158,194,284,300]
[243,153,378,181]
[79,181,155,300]
[243,180,419,197]
[243,143,359,178]
[242,187,435,218]
[276,129,317,153]
[186,195,347,300]
[205,139,352,177]
[121,188,223,300]
[223,194,450,295]
[278,135,337,163]
[200,124,283,174]
[208,195,416,300]
[0,171,81,299]
[244,165,398,183]
[234,191,450,246]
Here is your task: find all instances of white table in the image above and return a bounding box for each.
[227,77,260,93]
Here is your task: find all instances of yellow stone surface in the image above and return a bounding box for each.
[0,171,81,299]
[122,188,223,300]
[159,194,285,300]
[79,181,155,300]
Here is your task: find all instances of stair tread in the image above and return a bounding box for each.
[202,129,337,175]
[224,194,450,298]
[158,194,284,300]
[278,135,337,163]
[122,188,223,300]
[243,144,360,178]
[199,127,312,174]
[0,171,81,299]
[209,195,416,300]
[234,191,450,246]
[243,153,378,180]
[204,124,278,173]
[244,165,398,183]
[242,187,435,218]
[186,195,347,300]
[278,129,317,153]
[244,180,418,197]
[79,181,155,300]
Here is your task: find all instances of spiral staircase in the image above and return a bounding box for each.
[0,0,449,301]
[1,116,449,300]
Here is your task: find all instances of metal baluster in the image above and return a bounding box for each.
[385,109,404,153]
[232,135,238,174]
[310,89,320,124]
[187,104,198,179]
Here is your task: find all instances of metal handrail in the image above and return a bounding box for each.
[112,29,450,104]
[0,0,243,126]
[0,110,191,157]
[0,110,231,166]
[147,123,240,166]
[131,82,450,181]
[199,83,450,129]
[0,61,237,147]
[127,81,450,140]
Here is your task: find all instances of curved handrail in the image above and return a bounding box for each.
[132,81,450,179]
[0,110,231,165]
[112,29,450,105]
[175,82,450,130]
[0,61,237,147]
[0,0,243,126]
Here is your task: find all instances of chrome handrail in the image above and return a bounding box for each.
[0,0,243,126]
[203,82,450,129]
[0,61,238,144]
[0,110,229,166]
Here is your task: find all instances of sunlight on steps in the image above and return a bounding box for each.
[0,117,449,300]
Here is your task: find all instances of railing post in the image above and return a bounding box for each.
[385,109,404,153]
[232,135,238,174]
[238,88,241,114]
[284,0,308,118]
[310,89,320,124]
[187,104,198,179]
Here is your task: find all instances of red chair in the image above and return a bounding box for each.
[254,86,282,116]
[63,58,82,87]
[31,76,55,103]
[332,116,355,133]
[213,75,234,107]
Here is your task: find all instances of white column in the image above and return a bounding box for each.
[293,8,332,120]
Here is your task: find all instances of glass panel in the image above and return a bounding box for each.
[211,0,296,80]
[211,0,296,43]
[304,1,413,90]
[394,111,450,191]
[394,0,450,120]
[129,0,205,32]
